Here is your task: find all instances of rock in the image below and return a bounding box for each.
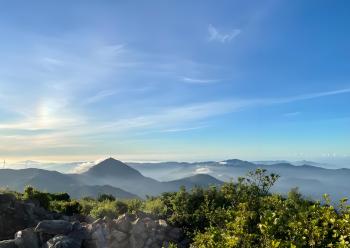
[91,218,103,227]
[113,214,133,233]
[0,194,48,240]
[68,222,89,241]
[130,218,148,248]
[0,240,16,248]
[129,234,146,248]
[0,194,15,208]
[158,219,168,228]
[1,207,184,248]
[38,232,55,245]
[90,226,107,248]
[167,227,182,240]
[43,235,81,248]
[110,229,128,242]
[14,228,40,248]
[35,220,72,235]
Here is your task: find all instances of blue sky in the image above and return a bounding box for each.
[0,1,349,165]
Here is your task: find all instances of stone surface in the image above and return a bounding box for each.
[14,228,40,248]
[110,229,128,242]
[44,235,81,248]
[0,210,186,248]
[0,240,16,248]
[35,220,72,235]
[113,213,133,233]
[0,193,51,240]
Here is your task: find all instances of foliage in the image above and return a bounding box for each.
[50,200,82,216]
[125,198,144,213]
[189,170,350,248]
[90,200,128,219]
[22,186,52,209]
[97,193,116,202]
[143,197,168,217]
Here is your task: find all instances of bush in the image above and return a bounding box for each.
[97,194,116,202]
[126,199,143,213]
[23,186,51,209]
[79,198,98,216]
[144,197,167,217]
[90,200,128,219]
[50,192,70,201]
[50,200,82,216]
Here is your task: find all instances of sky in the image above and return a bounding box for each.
[0,0,349,165]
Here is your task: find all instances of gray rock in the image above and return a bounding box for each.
[113,214,133,233]
[0,194,48,240]
[167,227,182,240]
[35,220,72,235]
[158,219,168,228]
[14,228,40,248]
[109,238,130,248]
[43,235,81,248]
[0,193,15,208]
[0,240,16,248]
[91,226,107,248]
[129,234,146,248]
[131,218,147,238]
[68,222,89,241]
[110,229,128,242]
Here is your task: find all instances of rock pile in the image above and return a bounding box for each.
[0,213,187,248]
[0,193,55,241]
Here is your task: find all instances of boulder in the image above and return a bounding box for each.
[0,194,15,208]
[90,225,107,248]
[68,222,89,241]
[167,227,182,240]
[43,235,81,248]
[158,219,168,228]
[0,240,16,248]
[0,194,45,240]
[129,234,146,248]
[113,213,133,233]
[14,228,40,248]
[110,229,128,242]
[35,220,72,235]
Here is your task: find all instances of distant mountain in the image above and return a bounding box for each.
[0,167,137,199]
[84,158,143,178]
[165,174,223,190]
[129,158,350,202]
[79,158,222,198]
[79,158,166,197]
[222,159,257,167]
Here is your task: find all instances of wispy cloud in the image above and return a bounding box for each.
[194,167,212,174]
[159,125,207,133]
[70,157,107,173]
[182,77,220,84]
[208,24,241,43]
[83,90,118,105]
[284,112,301,117]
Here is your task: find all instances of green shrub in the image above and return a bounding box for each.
[144,197,167,217]
[50,200,82,216]
[97,194,116,202]
[79,198,98,216]
[23,186,51,209]
[50,192,70,201]
[90,200,128,219]
[126,199,143,213]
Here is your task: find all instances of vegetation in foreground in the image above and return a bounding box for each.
[2,169,350,248]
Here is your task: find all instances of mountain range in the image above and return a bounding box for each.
[0,158,222,199]
[0,157,349,202]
